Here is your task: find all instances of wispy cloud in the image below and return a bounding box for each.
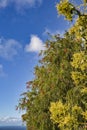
[0,37,21,60]
[43,28,65,36]
[0,0,42,9]
[0,116,23,126]
[0,0,8,8]
[25,35,45,53]
[0,64,5,77]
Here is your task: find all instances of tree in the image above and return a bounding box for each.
[50,0,87,130]
[18,0,87,130]
[18,31,78,130]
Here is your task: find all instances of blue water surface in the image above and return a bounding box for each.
[0,126,26,130]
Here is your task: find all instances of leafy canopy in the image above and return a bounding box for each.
[50,0,87,129]
[18,0,87,130]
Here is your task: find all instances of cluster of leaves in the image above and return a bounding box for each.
[18,0,87,130]
[50,101,83,130]
[56,0,75,21]
[56,0,82,21]
[69,15,87,40]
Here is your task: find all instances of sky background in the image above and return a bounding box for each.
[0,0,71,126]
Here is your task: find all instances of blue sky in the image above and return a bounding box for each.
[0,0,70,126]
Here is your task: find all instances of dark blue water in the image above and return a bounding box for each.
[0,126,26,130]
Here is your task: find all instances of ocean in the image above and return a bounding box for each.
[0,126,26,130]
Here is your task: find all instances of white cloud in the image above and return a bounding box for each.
[0,116,23,126]
[0,64,5,77]
[0,0,42,9]
[0,37,21,59]
[25,35,45,53]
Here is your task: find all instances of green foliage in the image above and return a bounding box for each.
[18,0,87,130]
[49,0,87,130]
[50,101,82,130]
[69,15,87,41]
[56,0,75,21]
[18,32,77,130]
